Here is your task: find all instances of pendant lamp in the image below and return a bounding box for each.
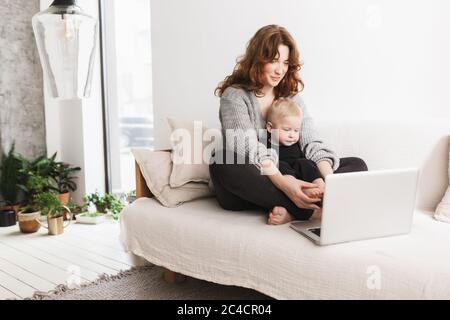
[32,0,98,100]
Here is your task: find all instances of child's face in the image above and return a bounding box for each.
[267,115,302,146]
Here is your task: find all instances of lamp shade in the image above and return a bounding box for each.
[32,0,98,100]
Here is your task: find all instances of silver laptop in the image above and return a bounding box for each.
[290,168,419,245]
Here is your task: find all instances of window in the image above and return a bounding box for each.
[100,0,153,194]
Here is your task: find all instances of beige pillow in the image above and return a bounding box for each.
[166,117,222,188]
[434,147,450,223]
[132,148,212,207]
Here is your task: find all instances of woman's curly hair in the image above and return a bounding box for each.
[214,25,304,99]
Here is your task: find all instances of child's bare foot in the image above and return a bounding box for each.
[268,206,294,225]
[304,179,325,199]
[304,187,323,199]
[310,207,322,220]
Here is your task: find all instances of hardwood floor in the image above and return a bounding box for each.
[0,218,137,299]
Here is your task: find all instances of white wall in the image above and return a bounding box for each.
[150,0,450,150]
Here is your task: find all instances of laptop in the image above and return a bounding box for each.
[290,168,419,245]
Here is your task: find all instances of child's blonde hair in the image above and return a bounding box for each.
[266,97,302,124]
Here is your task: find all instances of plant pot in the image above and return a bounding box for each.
[76,212,106,224]
[0,210,16,227]
[18,211,41,233]
[48,216,64,235]
[1,204,21,220]
[96,204,107,214]
[59,192,70,205]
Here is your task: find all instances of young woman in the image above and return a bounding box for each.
[209,25,367,225]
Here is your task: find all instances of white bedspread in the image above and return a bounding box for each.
[120,197,450,300]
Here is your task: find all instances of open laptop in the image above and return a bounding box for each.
[290,168,419,245]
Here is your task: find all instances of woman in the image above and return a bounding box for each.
[209,25,367,225]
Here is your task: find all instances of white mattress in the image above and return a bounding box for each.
[120,197,450,300]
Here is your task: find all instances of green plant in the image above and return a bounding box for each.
[0,143,27,205]
[84,191,108,213]
[19,172,55,196]
[17,153,59,204]
[107,195,124,221]
[84,192,124,220]
[22,191,61,216]
[66,201,88,215]
[79,212,103,218]
[52,162,81,194]
[29,152,58,178]
[125,189,137,204]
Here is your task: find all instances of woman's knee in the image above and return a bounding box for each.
[344,157,368,172]
[209,160,260,183]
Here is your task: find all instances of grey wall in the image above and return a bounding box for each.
[0,0,46,159]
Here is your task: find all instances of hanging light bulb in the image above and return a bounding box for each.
[32,0,98,100]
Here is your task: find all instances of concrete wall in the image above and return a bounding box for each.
[0,0,45,159]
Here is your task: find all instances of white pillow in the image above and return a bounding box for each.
[132,148,213,207]
[166,117,222,188]
[434,147,450,223]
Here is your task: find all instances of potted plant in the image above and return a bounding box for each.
[52,161,81,205]
[18,153,58,202]
[17,203,41,234]
[17,192,60,233]
[0,144,27,216]
[84,192,124,220]
[84,192,108,214]
[0,209,16,227]
[43,193,71,235]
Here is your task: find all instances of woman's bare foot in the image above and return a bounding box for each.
[268,206,295,225]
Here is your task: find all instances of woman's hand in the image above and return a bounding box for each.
[261,159,322,210]
[280,175,322,210]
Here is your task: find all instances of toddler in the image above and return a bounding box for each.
[266,98,325,225]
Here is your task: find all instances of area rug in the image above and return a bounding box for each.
[25,265,272,300]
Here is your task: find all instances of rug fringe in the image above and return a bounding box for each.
[23,265,156,300]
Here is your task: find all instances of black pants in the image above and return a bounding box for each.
[279,158,323,183]
[209,150,368,221]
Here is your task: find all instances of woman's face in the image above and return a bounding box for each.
[262,44,290,89]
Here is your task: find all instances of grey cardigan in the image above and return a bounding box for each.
[219,86,340,171]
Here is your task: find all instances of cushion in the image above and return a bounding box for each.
[434,146,450,223]
[166,117,222,188]
[132,148,212,207]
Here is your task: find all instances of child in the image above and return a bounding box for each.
[266,97,324,225]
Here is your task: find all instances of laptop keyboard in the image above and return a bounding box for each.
[309,228,321,237]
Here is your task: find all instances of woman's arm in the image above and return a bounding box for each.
[294,95,340,171]
[219,89,278,169]
[317,160,334,177]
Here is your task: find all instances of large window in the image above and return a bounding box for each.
[100,0,153,194]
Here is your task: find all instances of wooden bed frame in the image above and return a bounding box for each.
[135,161,186,283]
